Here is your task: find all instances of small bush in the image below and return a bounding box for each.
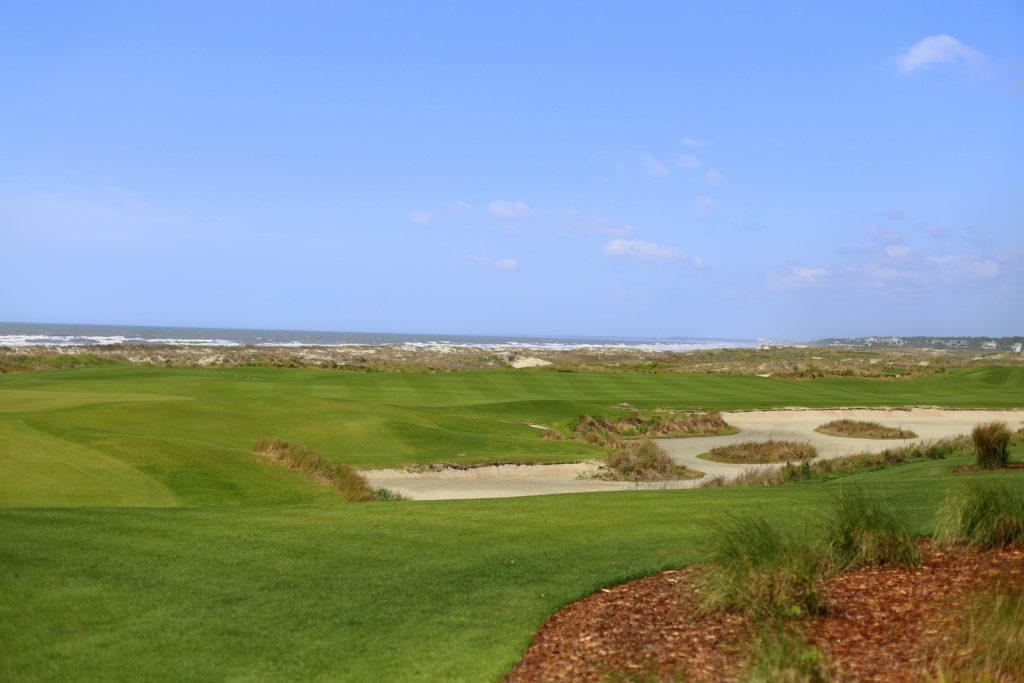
[816,419,916,440]
[602,439,694,481]
[370,487,407,501]
[972,421,1012,469]
[824,492,919,571]
[746,628,831,683]
[932,581,1024,682]
[935,485,1024,550]
[706,439,817,464]
[703,518,823,618]
[255,438,379,502]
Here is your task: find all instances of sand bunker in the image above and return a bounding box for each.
[364,408,1024,501]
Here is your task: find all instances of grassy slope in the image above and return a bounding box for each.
[1,365,1021,485]
[1,366,1022,680]
[1,453,1022,682]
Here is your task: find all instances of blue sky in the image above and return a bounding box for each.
[2,1,1022,339]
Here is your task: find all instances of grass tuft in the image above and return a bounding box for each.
[705,439,817,464]
[254,438,388,502]
[972,421,1012,469]
[703,518,823,619]
[931,581,1024,682]
[815,419,916,439]
[934,485,1024,550]
[824,491,919,571]
[745,628,831,683]
[601,439,699,481]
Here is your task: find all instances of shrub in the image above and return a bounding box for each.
[703,518,823,618]
[815,419,916,440]
[824,492,919,571]
[935,485,1024,550]
[745,628,831,683]
[603,439,691,481]
[932,581,1024,682]
[706,439,817,464]
[972,421,1012,469]
[254,438,380,502]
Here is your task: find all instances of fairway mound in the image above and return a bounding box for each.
[505,541,1024,682]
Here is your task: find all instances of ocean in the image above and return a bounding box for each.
[0,322,757,352]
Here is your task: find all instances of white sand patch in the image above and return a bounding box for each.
[510,356,552,368]
[363,408,1024,501]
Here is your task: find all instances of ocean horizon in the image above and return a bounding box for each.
[0,322,761,352]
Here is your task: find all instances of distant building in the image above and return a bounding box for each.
[981,341,998,351]
[1012,343,1022,353]
[949,340,968,349]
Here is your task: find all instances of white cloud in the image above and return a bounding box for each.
[694,195,716,216]
[558,210,635,238]
[603,239,701,266]
[467,254,518,270]
[641,155,670,177]
[488,200,531,218]
[409,211,432,224]
[885,244,912,260]
[767,266,828,289]
[449,200,473,214]
[706,169,723,186]
[679,137,709,148]
[896,35,984,74]
[676,154,701,169]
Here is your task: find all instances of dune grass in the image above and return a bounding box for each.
[972,421,1012,469]
[704,439,817,464]
[600,439,701,482]
[815,418,916,439]
[254,438,389,502]
[702,517,823,618]
[933,580,1024,682]
[824,492,919,571]
[935,484,1024,550]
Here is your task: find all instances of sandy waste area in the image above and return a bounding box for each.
[364,408,1024,501]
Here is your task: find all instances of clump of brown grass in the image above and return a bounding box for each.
[571,415,622,447]
[572,410,733,444]
[705,439,817,464]
[972,421,1012,469]
[254,438,390,502]
[639,411,734,438]
[601,439,699,482]
[815,419,916,440]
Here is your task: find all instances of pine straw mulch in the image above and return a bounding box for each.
[505,541,1024,682]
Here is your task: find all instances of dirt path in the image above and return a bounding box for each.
[364,408,1024,500]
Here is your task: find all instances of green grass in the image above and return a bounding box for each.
[6,460,1018,682]
[1,365,1023,680]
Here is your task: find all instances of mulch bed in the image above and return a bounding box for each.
[952,463,1024,473]
[505,542,1024,682]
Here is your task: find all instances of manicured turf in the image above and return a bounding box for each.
[1,365,1022,502]
[1,452,1021,682]
[0,365,1022,681]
